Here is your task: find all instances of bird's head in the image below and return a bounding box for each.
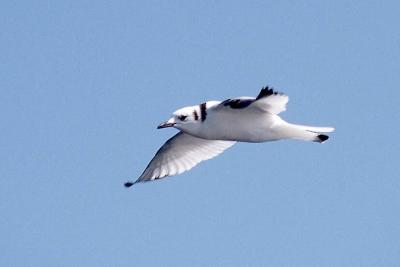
[157,106,201,131]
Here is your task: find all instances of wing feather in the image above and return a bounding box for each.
[214,86,289,115]
[132,132,235,184]
[252,86,289,114]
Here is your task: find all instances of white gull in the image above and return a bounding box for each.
[125,86,334,187]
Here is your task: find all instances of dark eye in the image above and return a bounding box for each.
[178,115,187,121]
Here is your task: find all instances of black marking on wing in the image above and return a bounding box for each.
[124,182,134,187]
[256,86,282,100]
[200,103,207,121]
[221,98,255,109]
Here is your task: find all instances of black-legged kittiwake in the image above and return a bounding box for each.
[125,86,334,187]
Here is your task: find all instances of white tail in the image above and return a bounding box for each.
[281,123,335,143]
[291,124,335,133]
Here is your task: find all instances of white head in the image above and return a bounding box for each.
[157,105,203,133]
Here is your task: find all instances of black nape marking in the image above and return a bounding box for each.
[317,134,329,142]
[200,103,207,121]
[256,86,280,100]
[193,110,199,121]
[124,181,134,187]
[221,98,254,109]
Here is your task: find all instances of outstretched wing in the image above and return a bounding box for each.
[127,132,235,185]
[252,86,289,114]
[215,86,289,115]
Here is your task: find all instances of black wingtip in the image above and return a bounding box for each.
[256,86,281,100]
[124,181,135,188]
[317,134,329,143]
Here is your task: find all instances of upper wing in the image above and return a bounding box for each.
[252,86,289,114]
[215,87,289,115]
[129,132,236,185]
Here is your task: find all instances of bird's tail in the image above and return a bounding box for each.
[292,124,335,133]
[282,123,335,143]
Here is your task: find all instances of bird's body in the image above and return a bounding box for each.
[125,87,334,187]
[185,100,295,142]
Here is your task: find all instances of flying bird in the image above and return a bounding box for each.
[125,86,334,187]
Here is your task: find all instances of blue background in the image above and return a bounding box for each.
[2,1,400,266]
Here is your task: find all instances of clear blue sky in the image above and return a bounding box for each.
[1,1,400,266]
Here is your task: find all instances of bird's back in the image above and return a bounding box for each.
[190,101,284,142]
